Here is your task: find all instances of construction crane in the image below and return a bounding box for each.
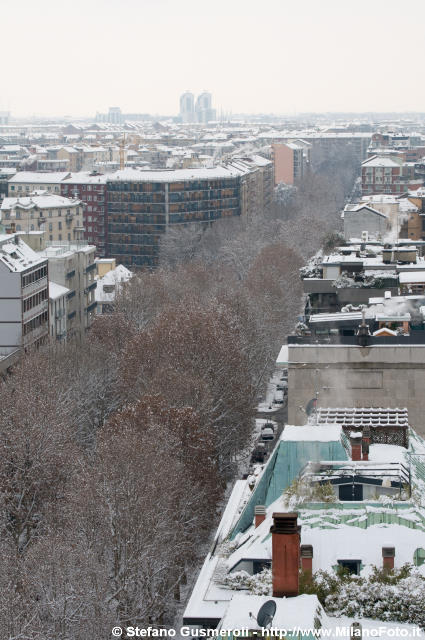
[119,133,126,170]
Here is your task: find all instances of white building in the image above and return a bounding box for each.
[95,263,132,314]
[39,243,97,338]
[0,233,49,370]
[48,281,69,341]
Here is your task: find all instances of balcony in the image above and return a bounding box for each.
[85,281,97,293]
[23,324,48,346]
[86,301,97,313]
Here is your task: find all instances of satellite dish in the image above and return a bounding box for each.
[256,600,276,628]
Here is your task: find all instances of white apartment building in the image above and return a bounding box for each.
[0,233,49,369]
[8,171,70,195]
[48,281,69,342]
[40,243,97,337]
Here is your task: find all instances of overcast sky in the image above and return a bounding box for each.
[2,0,424,118]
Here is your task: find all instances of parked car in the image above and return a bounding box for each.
[251,443,267,463]
[261,426,275,441]
[274,390,285,404]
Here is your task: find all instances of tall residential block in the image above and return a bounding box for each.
[0,233,49,367]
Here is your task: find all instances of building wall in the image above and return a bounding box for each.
[107,176,240,267]
[272,144,295,185]
[343,209,389,240]
[61,181,107,255]
[46,246,97,337]
[287,343,425,435]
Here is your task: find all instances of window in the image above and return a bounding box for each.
[58,234,62,241]
[49,211,52,217]
[58,221,62,230]
[414,548,425,567]
[49,223,53,231]
[337,560,361,575]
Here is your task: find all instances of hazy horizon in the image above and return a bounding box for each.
[2,0,425,118]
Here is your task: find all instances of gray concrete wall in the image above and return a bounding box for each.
[288,344,425,435]
[344,209,388,241]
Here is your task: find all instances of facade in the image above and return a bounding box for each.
[107,167,242,267]
[0,111,10,125]
[0,233,49,364]
[1,193,84,243]
[361,155,423,196]
[95,263,132,314]
[60,172,108,255]
[7,171,108,255]
[40,243,97,337]
[0,168,16,202]
[342,203,389,240]
[287,341,425,435]
[8,171,69,195]
[272,142,305,185]
[48,281,69,341]
[179,92,195,123]
[195,92,216,123]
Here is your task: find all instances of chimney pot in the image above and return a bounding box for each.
[254,504,266,528]
[350,432,362,461]
[300,544,313,575]
[382,546,395,570]
[270,513,300,598]
[362,426,371,461]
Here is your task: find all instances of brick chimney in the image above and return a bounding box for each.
[300,544,313,575]
[270,512,300,597]
[254,505,266,528]
[362,426,371,461]
[350,432,362,461]
[382,547,395,570]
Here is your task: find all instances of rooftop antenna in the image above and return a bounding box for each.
[249,600,276,629]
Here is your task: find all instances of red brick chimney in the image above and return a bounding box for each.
[270,512,300,597]
[362,426,371,461]
[300,544,313,575]
[254,505,266,528]
[382,547,395,570]
[350,432,362,461]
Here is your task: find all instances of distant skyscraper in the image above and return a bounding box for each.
[108,107,123,124]
[179,91,195,123]
[0,111,10,125]
[195,92,216,123]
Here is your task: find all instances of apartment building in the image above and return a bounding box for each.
[8,171,69,195]
[0,233,49,368]
[48,281,69,341]
[7,170,108,255]
[60,172,107,255]
[272,142,305,185]
[1,193,84,243]
[107,166,242,267]
[361,155,423,196]
[40,243,97,337]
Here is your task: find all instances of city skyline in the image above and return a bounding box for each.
[2,0,425,118]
